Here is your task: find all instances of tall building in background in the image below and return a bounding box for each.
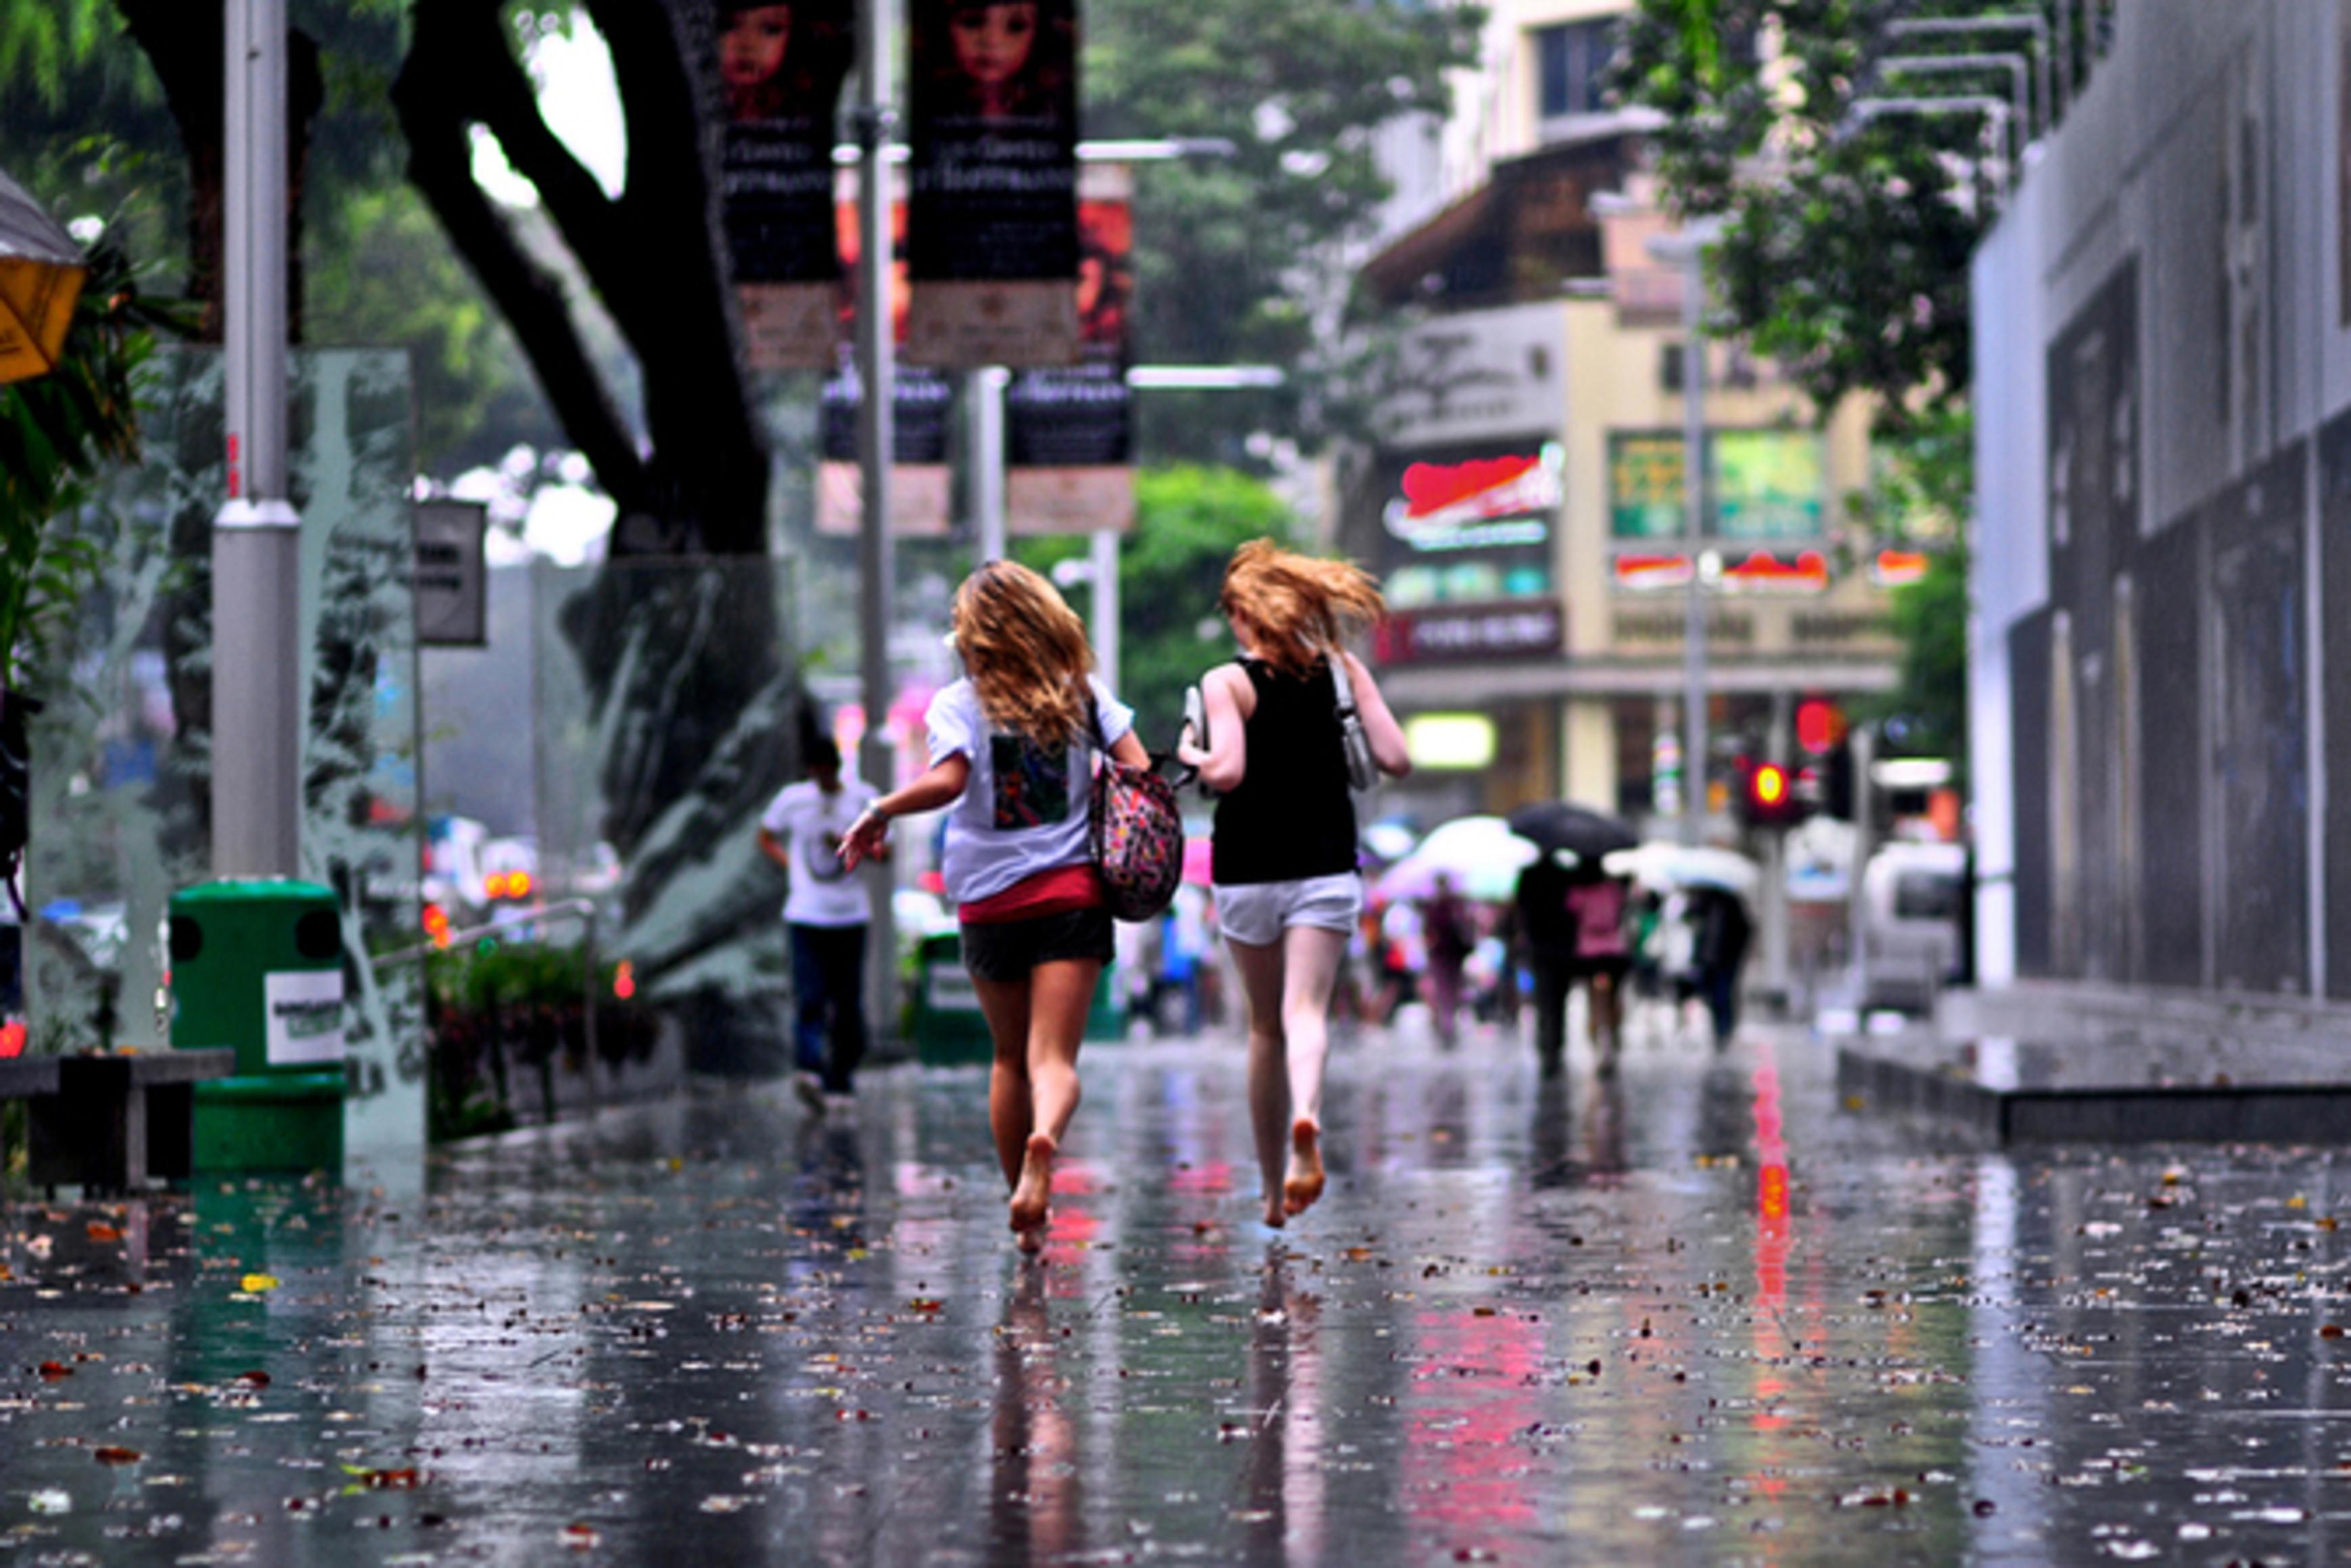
[1349,0,1899,830]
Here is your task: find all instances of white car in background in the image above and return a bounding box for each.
[1857,842,1968,1013]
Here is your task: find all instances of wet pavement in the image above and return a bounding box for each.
[8,1006,2351,1565]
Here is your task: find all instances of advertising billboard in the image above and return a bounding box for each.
[1608,429,1825,540]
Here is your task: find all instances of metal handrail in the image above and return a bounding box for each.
[377,897,605,1115]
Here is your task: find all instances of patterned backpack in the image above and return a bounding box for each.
[1088,701,1184,923]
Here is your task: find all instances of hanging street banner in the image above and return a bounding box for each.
[1006,164,1133,533]
[903,0,1081,367]
[717,0,857,369]
[817,183,955,535]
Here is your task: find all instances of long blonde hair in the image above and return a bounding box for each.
[1218,539,1387,680]
[951,559,1094,745]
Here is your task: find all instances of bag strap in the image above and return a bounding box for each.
[1328,651,1358,720]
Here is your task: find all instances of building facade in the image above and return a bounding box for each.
[1350,3,1901,827]
[1970,1,2351,1006]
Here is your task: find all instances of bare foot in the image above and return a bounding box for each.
[1009,1132,1056,1244]
[1282,1118,1325,1218]
[1261,1192,1288,1229]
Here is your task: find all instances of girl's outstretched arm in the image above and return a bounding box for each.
[838,753,971,868]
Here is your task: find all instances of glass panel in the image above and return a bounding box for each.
[530,556,804,1078]
[22,348,424,1149]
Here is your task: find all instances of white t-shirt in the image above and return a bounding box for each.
[927,675,1134,906]
[760,778,877,927]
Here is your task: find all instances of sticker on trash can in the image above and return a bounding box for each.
[927,968,981,1012]
[264,970,346,1065]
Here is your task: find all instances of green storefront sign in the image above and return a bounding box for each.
[1608,429,1825,540]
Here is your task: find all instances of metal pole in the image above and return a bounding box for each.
[1679,243,1708,849]
[854,0,898,1044]
[973,366,1007,563]
[1762,690,1791,1009]
[1090,528,1120,693]
[214,0,302,880]
[1846,726,1877,1004]
[1885,16,2049,140]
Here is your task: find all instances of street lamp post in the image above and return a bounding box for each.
[854,0,898,1042]
[1884,14,2053,131]
[1646,219,1722,849]
[215,0,302,880]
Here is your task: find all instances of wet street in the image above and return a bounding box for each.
[8,1010,2351,1565]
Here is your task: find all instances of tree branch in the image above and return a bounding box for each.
[392,2,650,514]
[455,5,638,313]
[584,0,763,510]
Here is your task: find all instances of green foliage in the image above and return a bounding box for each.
[0,0,126,115]
[1616,0,2019,427]
[305,185,567,472]
[1085,0,1484,460]
[1852,408,1972,765]
[0,225,182,693]
[1,1,545,482]
[1014,465,1297,737]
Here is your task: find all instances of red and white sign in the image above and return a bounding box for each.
[1382,452,1560,544]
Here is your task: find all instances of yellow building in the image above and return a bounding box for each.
[1346,153,1901,827]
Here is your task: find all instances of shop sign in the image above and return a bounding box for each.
[1382,448,1560,548]
[1374,600,1563,664]
[1373,302,1564,447]
[1608,429,1826,540]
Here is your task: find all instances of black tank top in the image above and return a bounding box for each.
[1209,657,1359,885]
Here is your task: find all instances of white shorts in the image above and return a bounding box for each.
[1212,873,1362,947]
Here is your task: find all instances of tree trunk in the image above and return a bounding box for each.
[114,0,321,345]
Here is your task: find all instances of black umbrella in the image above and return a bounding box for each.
[1506,801,1638,861]
[0,166,87,386]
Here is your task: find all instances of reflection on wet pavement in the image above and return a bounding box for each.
[5,1016,2351,1563]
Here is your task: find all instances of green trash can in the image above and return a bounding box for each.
[910,932,994,1066]
[906,933,1125,1060]
[168,880,346,1173]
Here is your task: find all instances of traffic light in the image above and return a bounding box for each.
[1794,697,1844,755]
[1741,758,1807,830]
[1822,741,1857,821]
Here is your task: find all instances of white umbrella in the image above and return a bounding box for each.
[1371,814,1535,902]
[1602,841,1760,898]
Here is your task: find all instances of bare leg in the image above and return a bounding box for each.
[1228,936,1293,1227]
[1275,926,1347,1217]
[1592,970,1621,1076]
[973,971,1036,1191]
[1000,959,1099,1250]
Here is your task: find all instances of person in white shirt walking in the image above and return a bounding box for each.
[758,736,880,1109]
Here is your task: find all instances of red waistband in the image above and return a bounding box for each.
[958,863,1103,924]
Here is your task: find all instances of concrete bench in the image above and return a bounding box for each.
[0,1056,60,1101]
[26,1049,235,1193]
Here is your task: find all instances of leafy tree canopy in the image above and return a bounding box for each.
[1086,0,1484,461]
[1015,464,1297,736]
[1615,0,2053,429]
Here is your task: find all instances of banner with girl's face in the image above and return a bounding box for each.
[718,0,856,369]
[1006,165,1133,533]
[903,0,1081,367]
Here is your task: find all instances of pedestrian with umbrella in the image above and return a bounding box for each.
[1508,803,1639,1076]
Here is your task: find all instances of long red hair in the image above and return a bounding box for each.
[1218,539,1387,680]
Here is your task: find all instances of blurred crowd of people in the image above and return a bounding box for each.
[1113,847,1754,1066]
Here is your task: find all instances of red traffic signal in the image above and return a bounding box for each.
[1742,759,1806,830]
[1794,698,1843,755]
